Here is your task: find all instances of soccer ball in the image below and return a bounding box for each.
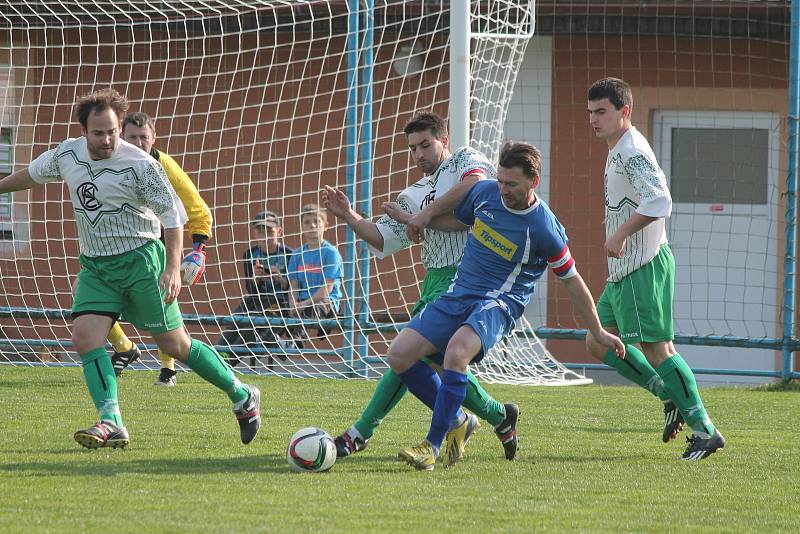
[286,427,336,473]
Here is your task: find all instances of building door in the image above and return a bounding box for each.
[653,110,781,385]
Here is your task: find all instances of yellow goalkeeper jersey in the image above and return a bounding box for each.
[153,148,213,240]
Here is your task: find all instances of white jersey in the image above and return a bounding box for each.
[28,137,187,257]
[370,146,496,269]
[604,127,672,282]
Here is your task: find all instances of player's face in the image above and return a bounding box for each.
[82,108,121,160]
[497,165,538,210]
[300,213,326,245]
[407,130,448,175]
[122,123,155,154]
[587,98,629,145]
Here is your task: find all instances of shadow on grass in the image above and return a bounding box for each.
[0,451,423,476]
[1,453,292,476]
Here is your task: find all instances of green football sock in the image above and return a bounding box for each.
[186,339,249,404]
[461,371,506,426]
[655,354,716,435]
[603,346,668,401]
[353,369,407,439]
[80,347,122,426]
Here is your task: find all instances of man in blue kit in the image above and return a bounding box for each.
[390,141,624,470]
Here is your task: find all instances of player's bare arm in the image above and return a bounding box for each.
[559,273,625,357]
[606,212,659,258]
[383,201,466,232]
[406,174,481,243]
[322,185,385,250]
[0,168,38,193]
[161,226,183,304]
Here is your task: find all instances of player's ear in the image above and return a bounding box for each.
[621,104,632,120]
[531,174,541,189]
[440,135,449,150]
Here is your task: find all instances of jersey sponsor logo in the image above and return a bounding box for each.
[472,218,517,261]
[77,182,102,211]
[480,210,494,220]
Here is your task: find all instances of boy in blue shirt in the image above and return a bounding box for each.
[287,204,343,330]
[392,141,624,470]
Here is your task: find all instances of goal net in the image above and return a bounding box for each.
[0,0,590,385]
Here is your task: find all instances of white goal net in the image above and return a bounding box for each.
[0,0,590,386]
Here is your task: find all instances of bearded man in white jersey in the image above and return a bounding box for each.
[0,89,260,449]
[322,111,519,461]
[586,77,724,460]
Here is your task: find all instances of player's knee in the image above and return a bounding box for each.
[387,348,412,373]
[443,344,475,373]
[153,330,191,360]
[72,321,106,354]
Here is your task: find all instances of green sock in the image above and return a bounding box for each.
[353,370,407,439]
[655,354,716,435]
[603,346,668,401]
[461,371,506,426]
[80,347,122,426]
[186,339,249,404]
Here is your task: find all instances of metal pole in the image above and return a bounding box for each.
[343,0,360,370]
[449,0,470,149]
[356,0,374,376]
[782,0,799,381]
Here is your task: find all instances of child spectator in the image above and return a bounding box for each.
[284,204,343,344]
[218,210,292,365]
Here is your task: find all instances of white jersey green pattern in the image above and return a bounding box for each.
[370,146,496,269]
[28,137,187,258]
[604,127,672,282]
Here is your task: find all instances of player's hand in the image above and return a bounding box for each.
[406,211,432,244]
[322,185,352,219]
[594,328,626,358]
[382,202,411,224]
[605,233,626,258]
[159,268,182,304]
[180,242,207,285]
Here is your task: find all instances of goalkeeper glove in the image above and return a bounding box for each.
[180,242,207,285]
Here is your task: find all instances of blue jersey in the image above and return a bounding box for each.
[451,180,577,317]
[287,240,344,312]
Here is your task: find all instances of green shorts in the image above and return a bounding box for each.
[73,240,183,334]
[596,244,675,344]
[411,265,457,315]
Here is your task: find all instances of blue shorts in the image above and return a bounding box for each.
[406,293,516,364]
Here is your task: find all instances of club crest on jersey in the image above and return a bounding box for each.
[77,182,102,211]
[472,218,517,260]
[420,189,436,209]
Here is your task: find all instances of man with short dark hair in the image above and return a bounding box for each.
[586,77,724,460]
[0,88,260,449]
[323,110,520,462]
[393,141,624,470]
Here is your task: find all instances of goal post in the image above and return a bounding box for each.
[0,0,589,386]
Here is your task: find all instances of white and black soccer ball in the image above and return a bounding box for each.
[286,427,336,473]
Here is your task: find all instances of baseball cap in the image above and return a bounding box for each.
[251,210,280,228]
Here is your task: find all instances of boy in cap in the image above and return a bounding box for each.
[217,210,293,366]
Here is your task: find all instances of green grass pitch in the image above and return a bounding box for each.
[0,367,797,532]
